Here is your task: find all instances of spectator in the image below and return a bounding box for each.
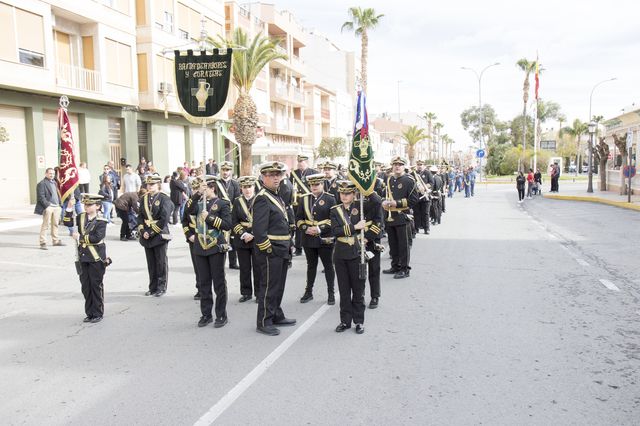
[169,171,188,224]
[182,161,191,175]
[468,166,476,196]
[78,162,91,193]
[534,168,542,195]
[516,171,526,203]
[34,168,65,250]
[463,170,471,198]
[122,164,142,193]
[161,175,171,195]
[138,165,150,185]
[61,186,83,235]
[106,161,121,197]
[206,159,219,176]
[526,168,534,199]
[137,157,149,173]
[447,168,455,198]
[114,188,143,241]
[148,165,159,176]
[98,174,115,223]
[550,163,560,192]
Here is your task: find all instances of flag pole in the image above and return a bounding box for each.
[359,190,366,280]
[533,52,539,173]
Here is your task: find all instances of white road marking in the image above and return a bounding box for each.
[0,309,25,320]
[599,279,620,292]
[0,261,68,270]
[575,258,590,267]
[0,219,41,232]
[193,303,333,426]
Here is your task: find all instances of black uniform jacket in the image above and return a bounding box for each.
[291,168,318,206]
[384,173,419,226]
[296,191,336,248]
[232,195,255,250]
[361,192,384,244]
[184,196,232,256]
[137,192,172,248]
[331,203,363,260]
[182,193,200,242]
[324,178,340,202]
[217,178,240,203]
[252,187,293,258]
[76,213,107,263]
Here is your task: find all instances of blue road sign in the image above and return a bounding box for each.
[623,165,636,178]
[476,149,485,158]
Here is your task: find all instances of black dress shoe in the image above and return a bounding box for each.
[300,292,313,303]
[229,264,240,270]
[120,236,127,241]
[83,317,92,323]
[90,317,103,323]
[193,292,201,300]
[327,293,335,305]
[382,268,399,274]
[154,290,166,297]
[214,317,228,328]
[368,298,379,309]
[198,316,213,327]
[256,325,280,336]
[145,290,157,296]
[239,295,252,303]
[294,248,303,256]
[393,271,410,279]
[273,318,296,326]
[335,323,351,332]
[355,324,364,334]
[424,229,430,235]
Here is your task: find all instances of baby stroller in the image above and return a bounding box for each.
[531,181,542,196]
[128,208,139,239]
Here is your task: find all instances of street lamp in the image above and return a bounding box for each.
[461,62,500,182]
[587,77,616,193]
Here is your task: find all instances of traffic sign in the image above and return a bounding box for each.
[623,165,636,178]
[476,149,485,158]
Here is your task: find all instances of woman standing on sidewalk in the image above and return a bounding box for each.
[516,171,526,203]
[526,168,534,198]
[98,175,115,224]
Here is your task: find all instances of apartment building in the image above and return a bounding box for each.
[0,0,227,208]
[603,106,639,193]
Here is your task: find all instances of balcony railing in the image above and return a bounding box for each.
[275,44,287,56]
[291,87,304,104]
[292,119,304,134]
[56,63,101,92]
[271,79,288,98]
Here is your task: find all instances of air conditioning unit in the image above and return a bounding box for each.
[158,82,173,93]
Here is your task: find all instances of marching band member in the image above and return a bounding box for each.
[291,155,318,256]
[217,161,240,270]
[182,177,203,299]
[232,176,260,303]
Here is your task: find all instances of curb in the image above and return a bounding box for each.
[543,194,640,212]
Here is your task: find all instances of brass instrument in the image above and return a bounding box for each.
[385,176,393,222]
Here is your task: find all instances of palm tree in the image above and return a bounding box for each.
[561,119,588,173]
[433,122,444,162]
[516,58,540,167]
[401,125,427,165]
[341,7,384,95]
[211,28,287,175]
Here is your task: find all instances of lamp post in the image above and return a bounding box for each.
[587,77,616,193]
[461,62,500,182]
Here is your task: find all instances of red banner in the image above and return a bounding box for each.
[57,107,79,203]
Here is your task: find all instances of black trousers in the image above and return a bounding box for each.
[116,208,130,238]
[237,247,259,297]
[188,242,200,290]
[414,199,426,230]
[294,229,302,250]
[195,253,227,319]
[366,241,381,298]
[171,203,180,225]
[303,246,335,292]
[441,194,446,212]
[387,224,411,272]
[80,261,105,318]
[79,183,89,194]
[430,198,441,224]
[228,238,238,267]
[518,187,525,200]
[144,243,168,293]
[255,253,288,327]
[334,256,365,325]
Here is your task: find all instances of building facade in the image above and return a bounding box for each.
[603,107,639,193]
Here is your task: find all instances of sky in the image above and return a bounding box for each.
[261,0,640,149]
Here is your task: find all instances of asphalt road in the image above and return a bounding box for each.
[0,184,638,425]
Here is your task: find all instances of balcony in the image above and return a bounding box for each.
[56,63,101,92]
[291,87,304,104]
[292,119,304,134]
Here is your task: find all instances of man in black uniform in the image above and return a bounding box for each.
[322,161,340,202]
[217,161,241,269]
[137,175,173,296]
[297,173,336,305]
[232,176,260,303]
[290,155,317,256]
[439,166,448,214]
[331,181,367,334]
[253,162,296,336]
[182,177,203,299]
[186,175,232,328]
[359,190,383,309]
[430,165,443,225]
[382,157,419,279]
[73,193,109,323]
[415,160,433,235]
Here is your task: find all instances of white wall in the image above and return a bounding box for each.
[0,105,30,207]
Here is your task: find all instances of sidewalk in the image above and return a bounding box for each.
[543,182,640,212]
[0,205,42,232]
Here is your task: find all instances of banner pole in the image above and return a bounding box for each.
[201,118,208,243]
[359,191,366,280]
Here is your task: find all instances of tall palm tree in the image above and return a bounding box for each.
[211,28,287,175]
[433,122,444,162]
[341,7,384,95]
[516,58,540,167]
[401,125,427,165]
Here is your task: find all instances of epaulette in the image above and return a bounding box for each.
[96,217,108,222]
[300,192,312,197]
[330,204,342,210]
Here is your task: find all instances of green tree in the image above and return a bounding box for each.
[510,115,535,149]
[536,100,562,143]
[317,137,347,160]
[211,29,287,175]
[560,119,588,172]
[401,125,427,165]
[460,104,499,144]
[341,7,384,95]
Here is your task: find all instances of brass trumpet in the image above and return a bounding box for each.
[385,176,394,222]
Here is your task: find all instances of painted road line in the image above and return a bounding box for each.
[0,219,41,232]
[0,261,68,270]
[193,303,333,426]
[575,258,590,267]
[0,309,25,320]
[599,279,620,292]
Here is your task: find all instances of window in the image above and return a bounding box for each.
[18,49,44,67]
[105,39,132,87]
[179,30,189,40]
[164,11,173,33]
